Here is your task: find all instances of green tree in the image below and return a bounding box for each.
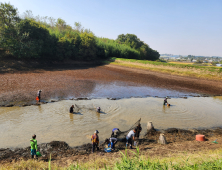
[79,32,97,60]
[0,2,20,51]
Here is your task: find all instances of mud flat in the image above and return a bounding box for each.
[0,64,222,106]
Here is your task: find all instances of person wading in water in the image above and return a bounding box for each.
[70,105,74,113]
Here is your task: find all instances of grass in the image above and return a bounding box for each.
[107,58,222,80]
[1,148,222,169]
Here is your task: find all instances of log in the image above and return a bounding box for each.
[158,133,167,144]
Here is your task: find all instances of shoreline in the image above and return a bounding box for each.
[0,93,214,107]
[1,127,222,164]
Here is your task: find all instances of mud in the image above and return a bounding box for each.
[1,128,222,164]
[1,63,222,107]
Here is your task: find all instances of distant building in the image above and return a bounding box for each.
[216,64,222,67]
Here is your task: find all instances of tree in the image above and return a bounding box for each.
[56,18,66,31]
[79,32,97,60]
[0,2,20,51]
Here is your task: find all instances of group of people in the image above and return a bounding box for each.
[29,125,142,157]
[91,124,142,153]
[33,90,168,156]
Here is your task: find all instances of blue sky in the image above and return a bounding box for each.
[3,0,222,56]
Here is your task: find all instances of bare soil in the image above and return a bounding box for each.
[1,62,222,106]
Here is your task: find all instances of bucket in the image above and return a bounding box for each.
[36,151,42,157]
[167,104,170,106]
[36,96,39,101]
[104,147,112,153]
[196,134,205,141]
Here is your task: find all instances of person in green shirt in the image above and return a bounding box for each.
[30,134,38,159]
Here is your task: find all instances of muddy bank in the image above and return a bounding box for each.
[1,127,222,164]
[1,63,221,106]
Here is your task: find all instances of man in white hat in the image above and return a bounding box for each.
[91,130,99,153]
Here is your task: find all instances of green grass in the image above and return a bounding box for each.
[2,148,222,170]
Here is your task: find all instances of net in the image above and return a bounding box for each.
[116,118,141,139]
[74,104,97,112]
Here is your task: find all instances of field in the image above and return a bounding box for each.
[109,58,222,80]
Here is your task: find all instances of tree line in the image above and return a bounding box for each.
[0,3,160,61]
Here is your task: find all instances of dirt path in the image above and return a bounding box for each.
[1,63,222,105]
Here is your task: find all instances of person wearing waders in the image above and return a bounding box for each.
[105,137,118,150]
[91,130,99,153]
[37,90,42,102]
[30,134,38,159]
[126,129,136,149]
[163,97,168,105]
[70,105,74,113]
[97,107,101,113]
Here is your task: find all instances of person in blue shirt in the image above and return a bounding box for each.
[111,128,120,138]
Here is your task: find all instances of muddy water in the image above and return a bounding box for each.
[1,97,222,148]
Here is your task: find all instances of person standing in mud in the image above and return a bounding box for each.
[70,105,74,113]
[111,128,120,138]
[37,90,42,102]
[30,134,38,159]
[91,130,99,153]
[105,137,118,150]
[126,129,136,149]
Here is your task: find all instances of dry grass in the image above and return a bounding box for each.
[168,61,194,65]
[110,59,222,80]
[1,148,222,170]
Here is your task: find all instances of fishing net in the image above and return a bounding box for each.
[102,118,141,149]
[116,118,141,139]
[74,104,96,112]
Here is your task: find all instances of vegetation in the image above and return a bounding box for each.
[1,148,222,169]
[109,58,222,80]
[0,2,159,61]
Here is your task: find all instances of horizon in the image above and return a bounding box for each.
[3,0,222,57]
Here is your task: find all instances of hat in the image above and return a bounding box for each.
[94,130,99,134]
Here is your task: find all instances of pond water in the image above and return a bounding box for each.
[0,96,222,148]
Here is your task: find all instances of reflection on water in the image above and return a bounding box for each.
[0,97,222,148]
[88,82,198,98]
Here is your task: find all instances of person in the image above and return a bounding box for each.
[111,128,120,138]
[30,134,38,159]
[97,107,101,113]
[37,90,42,102]
[91,130,99,153]
[105,137,118,150]
[163,97,168,105]
[135,124,142,139]
[70,105,74,113]
[126,129,136,149]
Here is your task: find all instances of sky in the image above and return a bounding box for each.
[3,0,222,56]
